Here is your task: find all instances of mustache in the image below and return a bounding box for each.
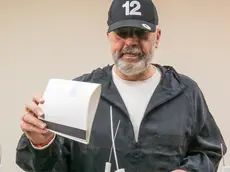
[120,47,144,57]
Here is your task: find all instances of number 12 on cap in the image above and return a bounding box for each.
[122,1,142,16]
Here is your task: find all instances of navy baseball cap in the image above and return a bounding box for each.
[107,0,159,33]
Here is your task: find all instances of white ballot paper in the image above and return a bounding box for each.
[39,78,101,144]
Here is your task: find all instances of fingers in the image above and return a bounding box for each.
[21,95,49,141]
[22,111,47,130]
[21,116,48,134]
[32,95,45,105]
[26,101,44,117]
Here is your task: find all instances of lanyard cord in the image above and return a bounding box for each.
[110,106,119,170]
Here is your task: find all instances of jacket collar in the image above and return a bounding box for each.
[144,64,186,116]
[93,64,186,116]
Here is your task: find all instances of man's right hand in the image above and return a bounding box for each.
[20,96,54,145]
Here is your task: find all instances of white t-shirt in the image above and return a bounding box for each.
[112,66,161,142]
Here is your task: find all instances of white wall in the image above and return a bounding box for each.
[0,0,229,171]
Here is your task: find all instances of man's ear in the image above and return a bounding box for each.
[107,32,111,41]
[155,27,161,48]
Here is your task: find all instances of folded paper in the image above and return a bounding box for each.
[39,78,101,144]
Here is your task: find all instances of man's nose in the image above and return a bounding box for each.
[124,37,139,47]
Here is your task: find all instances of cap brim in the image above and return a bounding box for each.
[108,19,157,33]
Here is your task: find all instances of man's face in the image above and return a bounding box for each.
[108,27,161,76]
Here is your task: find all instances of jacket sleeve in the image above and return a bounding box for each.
[178,86,227,172]
[16,133,71,172]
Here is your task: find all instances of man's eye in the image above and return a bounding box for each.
[117,31,128,38]
[114,28,149,40]
[139,34,149,40]
[135,31,148,38]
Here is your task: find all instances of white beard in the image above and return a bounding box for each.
[112,47,155,76]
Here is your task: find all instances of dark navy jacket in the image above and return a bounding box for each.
[16,64,227,172]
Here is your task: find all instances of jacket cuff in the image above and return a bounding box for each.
[30,134,56,150]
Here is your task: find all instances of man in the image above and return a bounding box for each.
[16,0,227,171]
